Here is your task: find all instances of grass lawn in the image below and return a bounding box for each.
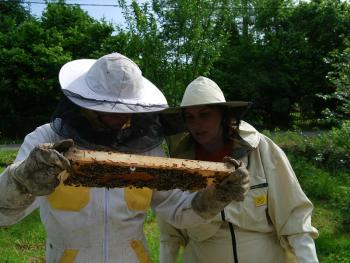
[313,202,350,263]
[0,149,349,262]
[0,210,45,263]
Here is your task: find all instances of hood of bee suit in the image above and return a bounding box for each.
[59,52,168,113]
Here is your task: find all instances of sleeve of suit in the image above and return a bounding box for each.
[288,233,318,263]
[260,135,319,263]
[0,124,61,226]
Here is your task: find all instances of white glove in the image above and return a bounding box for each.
[192,157,250,219]
[8,140,73,196]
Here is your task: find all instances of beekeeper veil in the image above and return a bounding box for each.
[50,52,168,153]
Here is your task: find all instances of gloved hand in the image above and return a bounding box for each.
[192,157,250,219]
[8,139,74,196]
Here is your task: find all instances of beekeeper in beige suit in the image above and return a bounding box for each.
[158,76,319,263]
[0,55,250,263]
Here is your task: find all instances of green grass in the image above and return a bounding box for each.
[0,150,17,167]
[145,211,160,262]
[0,210,46,263]
[313,203,350,263]
[1,147,349,262]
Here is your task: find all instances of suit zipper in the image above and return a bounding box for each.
[221,210,238,263]
[104,189,109,263]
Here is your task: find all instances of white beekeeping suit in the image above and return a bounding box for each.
[0,54,250,263]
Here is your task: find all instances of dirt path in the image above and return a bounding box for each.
[0,144,21,151]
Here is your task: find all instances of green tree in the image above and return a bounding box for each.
[320,39,350,124]
[41,0,114,59]
[118,0,231,105]
[114,0,168,94]
[282,0,350,125]
[211,0,296,127]
[0,18,70,138]
[0,1,115,139]
[211,0,350,128]
[0,0,29,33]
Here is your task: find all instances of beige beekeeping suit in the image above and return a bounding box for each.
[158,121,319,263]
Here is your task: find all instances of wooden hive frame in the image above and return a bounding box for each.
[62,147,232,191]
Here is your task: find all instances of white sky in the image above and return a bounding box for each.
[25,0,127,26]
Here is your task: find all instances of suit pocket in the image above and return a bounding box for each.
[58,249,79,263]
[130,239,152,263]
[48,183,90,211]
[124,187,152,211]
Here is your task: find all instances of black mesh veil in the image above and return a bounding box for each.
[50,97,165,153]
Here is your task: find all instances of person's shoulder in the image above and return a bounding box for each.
[168,133,195,159]
[15,124,61,161]
[255,131,286,158]
[239,122,284,153]
[32,123,54,133]
[238,121,261,148]
[22,124,62,149]
[25,124,61,142]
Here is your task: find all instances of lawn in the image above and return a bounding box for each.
[0,148,349,262]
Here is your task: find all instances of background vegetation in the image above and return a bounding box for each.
[1,0,350,139]
[1,0,350,262]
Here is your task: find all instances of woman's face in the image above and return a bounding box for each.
[184,106,223,147]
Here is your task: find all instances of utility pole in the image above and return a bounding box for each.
[242,0,249,40]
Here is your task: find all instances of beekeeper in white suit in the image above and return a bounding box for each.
[158,76,319,263]
[0,53,249,263]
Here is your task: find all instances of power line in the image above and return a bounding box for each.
[2,0,350,11]
[0,1,299,10]
[1,0,120,7]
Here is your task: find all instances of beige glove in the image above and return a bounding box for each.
[8,139,73,196]
[192,157,250,219]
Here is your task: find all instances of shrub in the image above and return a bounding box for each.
[316,232,350,263]
[288,154,338,201]
[288,153,350,233]
[265,121,350,173]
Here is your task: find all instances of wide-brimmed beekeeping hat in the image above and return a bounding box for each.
[59,52,168,113]
[163,76,251,113]
[160,76,252,135]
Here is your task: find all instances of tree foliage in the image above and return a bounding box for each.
[211,0,350,128]
[0,0,29,32]
[0,0,114,138]
[320,39,350,124]
[117,0,231,105]
[1,0,350,138]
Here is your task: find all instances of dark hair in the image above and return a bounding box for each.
[220,106,241,141]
